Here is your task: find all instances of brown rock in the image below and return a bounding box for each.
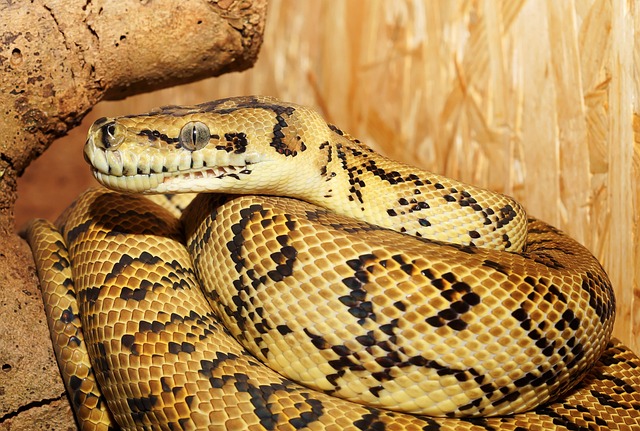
[0,0,267,427]
[0,235,76,430]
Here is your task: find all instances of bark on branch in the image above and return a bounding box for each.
[0,1,266,428]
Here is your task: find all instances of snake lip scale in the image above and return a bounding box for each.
[90,164,253,194]
[25,95,639,430]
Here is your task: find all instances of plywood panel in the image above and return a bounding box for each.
[17,0,639,351]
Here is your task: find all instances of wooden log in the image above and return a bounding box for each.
[0,0,266,428]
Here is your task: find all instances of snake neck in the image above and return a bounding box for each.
[294,132,527,252]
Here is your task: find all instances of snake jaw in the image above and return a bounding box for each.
[91,164,255,194]
[85,128,264,193]
[157,164,253,193]
[93,166,261,194]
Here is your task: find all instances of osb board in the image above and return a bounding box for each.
[16,0,639,351]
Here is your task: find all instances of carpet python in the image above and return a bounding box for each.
[25,96,640,430]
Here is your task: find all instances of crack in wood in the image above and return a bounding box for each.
[0,391,66,423]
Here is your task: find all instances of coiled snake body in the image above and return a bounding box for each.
[26,96,640,430]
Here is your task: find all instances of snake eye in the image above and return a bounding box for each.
[100,122,123,149]
[179,121,210,151]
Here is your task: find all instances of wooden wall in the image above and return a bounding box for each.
[17,0,639,351]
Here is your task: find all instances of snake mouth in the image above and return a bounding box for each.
[92,165,252,194]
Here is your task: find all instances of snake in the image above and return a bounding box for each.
[24,96,640,430]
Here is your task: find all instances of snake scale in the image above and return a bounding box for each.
[25,96,640,430]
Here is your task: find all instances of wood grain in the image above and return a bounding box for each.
[17,0,639,351]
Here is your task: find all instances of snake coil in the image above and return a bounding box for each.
[26,97,640,431]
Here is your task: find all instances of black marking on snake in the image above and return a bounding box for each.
[276,324,293,335]
[70,378,110,414]
[482,258,511,276]
[267,239,297,282]
[335,143,368,204]
[304,324,412,391]
[199,362,325,431]
[121,333,137,354]
[534,405,600,431]
[185,199,222,270]
[442,188,493,219]
[122,310,219,358]
[92,116,110,128]
[319,141,333,177]
[78,284,102,307]
[125,394,160,424]
[328,220,387,235]
[528,251,567,270]
[60,306,75,325]
[168,341,196,354]
[227,204,266,272]
[104,252,193,301]
[138,318,170,335]
[119,279,159,302]
[496,204,518,229]
[419,218,431,227]
[391,253,418,276]
[598,345,627,367]
[215,132,248,153]
[343,143,371,159]
[353,408,387,431]
[595,372,640,397]
[340,253,378,323]
[138,128,179,145]
[271,113,302,157]
[328,124,344,135]
[100,208,175,237]
[581,269,614,324]
[507,279,589,394]
[393,300,406,311]
[407,173,430,186]
[364,159,404,185]
[398,197,431,215]
[408,356,487,398]
[138,310,220,340]
[424,274,479,331]
[306,291,488,399]
[51,249,71,272]
[205,96,297,117]
[173,97,303,157]
[68,374,83,395]
[223,203,298,355]
[65,219,94,245]
[90,342,110,378]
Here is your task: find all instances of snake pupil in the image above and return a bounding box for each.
[192,127,198,145]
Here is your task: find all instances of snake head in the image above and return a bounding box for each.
[84,112,261,193]
[84,96,332,195]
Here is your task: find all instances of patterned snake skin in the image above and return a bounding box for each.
[25,96,640,430]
